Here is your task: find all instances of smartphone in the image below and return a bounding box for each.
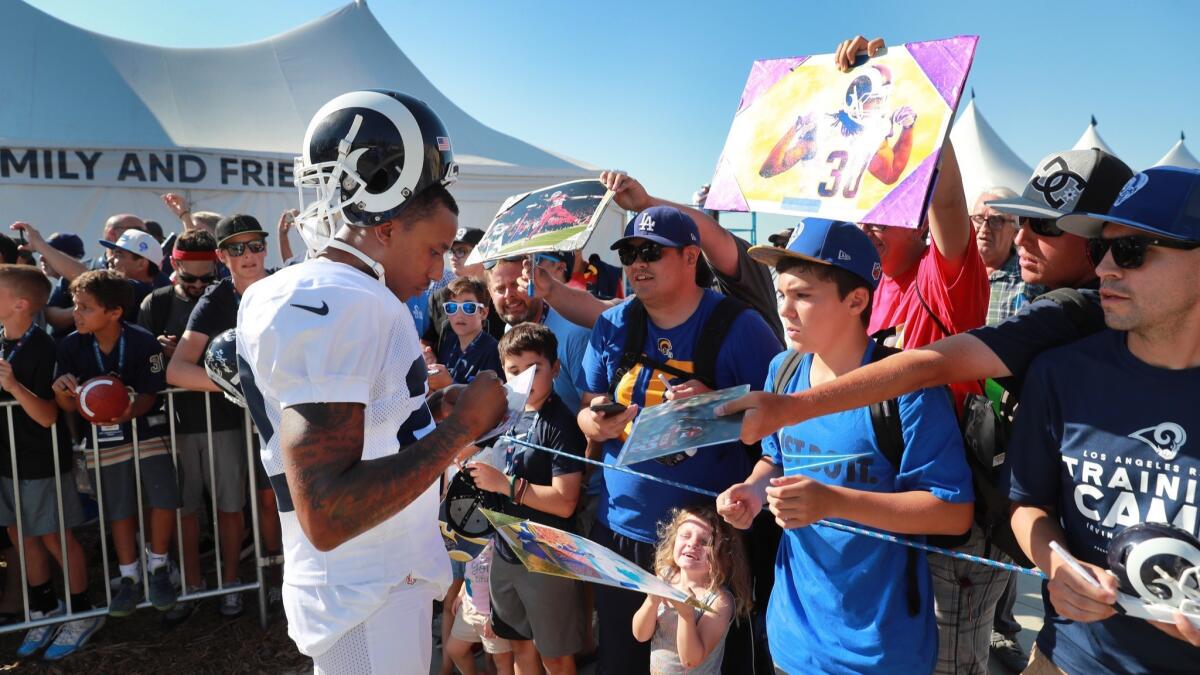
[590,401,627,416]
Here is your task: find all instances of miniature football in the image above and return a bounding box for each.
[78,375,130,425]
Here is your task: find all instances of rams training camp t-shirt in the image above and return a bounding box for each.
[579,290,781,543]
[1008,330,1200,675]
[761,344,972,674]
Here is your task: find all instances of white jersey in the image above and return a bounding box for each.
[802,112,893,200]
[237,258,450,654]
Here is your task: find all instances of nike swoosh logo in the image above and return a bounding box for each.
[290,301,329,316]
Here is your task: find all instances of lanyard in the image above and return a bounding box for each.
[92,330,125,375]
[0,324,36,363]
[502,409,540,475]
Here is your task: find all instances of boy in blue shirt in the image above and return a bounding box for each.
[717,220,974,674]
[436,277,502,384]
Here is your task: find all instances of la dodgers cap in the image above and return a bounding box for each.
[453,227,485,246]
[987,149,1134,220]
[610,206,700,250]
[748,219,882,290]
[1059,166,1200,242]
[48,232,86,259]
[99,229,162,265]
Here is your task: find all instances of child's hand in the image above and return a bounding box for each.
[108,398,136,425]
[765,475,836,529]
[666,597,694,618]
[662,379,710,402]
[464,462,509,495]
[52,374,79,399]
[427,363,452,391]
[157,334,179,358]
[482,617,497,639]
[0,360,16,393]
[717,482,762,530]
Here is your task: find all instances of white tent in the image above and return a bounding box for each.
[1153,132,1200,170]
[0,0,614,264]
[1072,116,1117,157]
[949,96,1032,207]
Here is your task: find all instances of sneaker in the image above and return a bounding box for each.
[266,585,283,611]
[16,604,64,657]
[148,566,178,611]
[990,631,1028,673]
[108,578,142,618]
[219,591,244,619]
[161,600,197,628]
[43,615,104,661]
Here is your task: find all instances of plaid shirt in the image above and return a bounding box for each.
[986,254,1044,326]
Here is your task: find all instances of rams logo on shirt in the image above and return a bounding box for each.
[657,338,673,359]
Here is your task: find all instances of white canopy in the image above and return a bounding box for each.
[949,97,1032,207]
[1071,116,1117,157]
[0,0,616,264]
[1153,133,1200,170]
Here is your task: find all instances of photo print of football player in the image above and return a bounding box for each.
[758,64,917,194]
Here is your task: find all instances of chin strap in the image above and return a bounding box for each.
[324,237,385,281]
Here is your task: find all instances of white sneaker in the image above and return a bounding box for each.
[44,614,105,660]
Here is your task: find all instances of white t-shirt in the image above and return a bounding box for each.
[237,258,450,652]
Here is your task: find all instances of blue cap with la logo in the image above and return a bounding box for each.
[610,205,700,250]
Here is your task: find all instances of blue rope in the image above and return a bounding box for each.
[506,437,1046,580]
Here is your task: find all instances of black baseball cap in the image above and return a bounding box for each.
[453,227,485,246]
[215,214,269,247]
[987,149,1134,220]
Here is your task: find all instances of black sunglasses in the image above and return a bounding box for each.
[222,240,267,257]
[177,272,216,284]
[617,242,666,266]
[1019,216,1065,237]
[1086,235,1200,270]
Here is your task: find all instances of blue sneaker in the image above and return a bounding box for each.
[43,615,104,661]
[108,577,142,617]
[16,604,64,657]
[148,566,177,611]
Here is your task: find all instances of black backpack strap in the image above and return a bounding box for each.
[866,340,922,616]
[692,296,748,387]
[913,281,952,337]
[611,296,747,396]
[771,351,804,394]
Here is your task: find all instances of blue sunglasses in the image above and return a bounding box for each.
[444,301,481,316]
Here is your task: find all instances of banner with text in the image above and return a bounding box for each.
[0,147,296,193]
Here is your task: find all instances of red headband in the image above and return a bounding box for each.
[171,249,219,262]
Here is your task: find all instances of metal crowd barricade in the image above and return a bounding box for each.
[0,388,269,636]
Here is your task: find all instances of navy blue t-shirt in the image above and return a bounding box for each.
[46,276,74,342]
[970,288,1103,393]
[1008,329,1200,674]
[494,392,585,563]
[579,290,782,543]
[437,330,502,385]
[55,323,168,447]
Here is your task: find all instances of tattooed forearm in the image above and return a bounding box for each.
[281,402,474,551]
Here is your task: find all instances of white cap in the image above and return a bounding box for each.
[99,229,163,265]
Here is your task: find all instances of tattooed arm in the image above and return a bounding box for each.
[280,371,507,551]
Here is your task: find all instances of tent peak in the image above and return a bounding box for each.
[1090,114,1098,126]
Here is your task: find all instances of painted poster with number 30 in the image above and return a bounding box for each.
[705,36,978,228]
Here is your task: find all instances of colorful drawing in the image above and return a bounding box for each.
[483,510,714,613]
[616,385,750,466]
[705,36,978,228]
[466,179,616,264]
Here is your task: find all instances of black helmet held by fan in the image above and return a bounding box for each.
[204,328,244,407]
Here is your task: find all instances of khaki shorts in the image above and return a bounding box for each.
[1022,643,1066,675]
[450,597,511,655]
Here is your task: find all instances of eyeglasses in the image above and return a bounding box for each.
[177,272,217,284]
[1086,235,1200,270]
[970,214,1015,230]
[444,301,481,316]
[616,242,666,266]
[222,240,267,257]
[1019,217,1065,238]
[450,246,473,259]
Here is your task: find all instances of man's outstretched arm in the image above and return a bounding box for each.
[718,333,1009,443]
[281,375,506,551]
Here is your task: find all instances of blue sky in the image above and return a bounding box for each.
[24,0,1198,239]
